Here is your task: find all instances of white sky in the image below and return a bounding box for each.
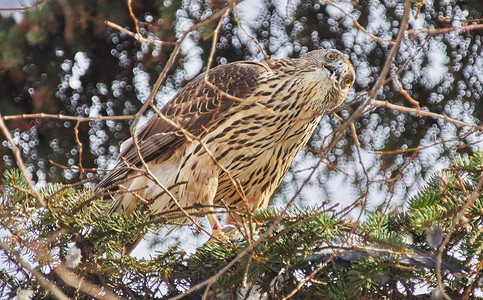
[0,0,35,21]
[0,0,34,7]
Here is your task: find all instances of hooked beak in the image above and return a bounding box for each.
[326,64,343,76]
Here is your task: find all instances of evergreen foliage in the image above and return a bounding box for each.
[1,152,481,298]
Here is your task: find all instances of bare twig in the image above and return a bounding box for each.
[462,256,483,299]
[371,99,480,129]
[393,77,421,111]
[440,17,483,23]
[406,24,483,35]
[436,175,483,300]
[74,121,84,178]
[134,0,243,120]
[0,241,69,300]
[114,6,230,239]
[54,264,125,300]
[0,114,46,207]
[105,20,176,45]
[2,113,136,122]
[323,0,395,45]
[127,0,141,40]
[322,0,413,161]
[221,5,417,299]
[232,5,269,61]
[273,4,414,297]
[114,1,251,253]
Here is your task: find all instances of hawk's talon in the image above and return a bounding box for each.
[206,225,244,244]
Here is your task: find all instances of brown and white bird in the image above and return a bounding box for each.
[97,49,355,252]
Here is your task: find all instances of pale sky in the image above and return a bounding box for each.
[0,0,34,8]
[0,0,35,21]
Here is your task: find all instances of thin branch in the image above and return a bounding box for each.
[436,175,483,300]
[371,129,481,157]
[115,1,251,253]
[54,264,125,300]
[2,113,136,122]
[105,20,176,45]
[281,261,329,300]
[462,256,483,299]
[240,7,416,295]
[406,24,483,35]
[0,7,29,11]
[0,241,70,300]
[393,77,421,111]
[127,0,141,40]
[133,0,243,121]
[74,121,84,178]
[169,207,288,300]
[321,0,413,167]
[232,5,269,61]
[0,114,46,207]
[370,0,412,97]
[323,0,395,45]
[370,99,480,129]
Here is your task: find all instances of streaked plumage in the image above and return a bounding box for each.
[98,49,355,251]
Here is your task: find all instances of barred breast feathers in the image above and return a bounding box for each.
[97,61,272,190]
[98,49,355,218]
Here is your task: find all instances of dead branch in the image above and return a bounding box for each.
[0,114,46,207]
[406,24,483,35]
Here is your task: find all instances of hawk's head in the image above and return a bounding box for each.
[299,49,355,112]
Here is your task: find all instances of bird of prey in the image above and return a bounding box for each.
[97,49,355,252]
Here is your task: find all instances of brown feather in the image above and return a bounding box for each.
[97,61,270,189]
[97,49,355,254]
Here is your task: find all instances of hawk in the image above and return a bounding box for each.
[98,49,355,252]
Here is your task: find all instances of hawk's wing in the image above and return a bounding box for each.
[97,61,271,189]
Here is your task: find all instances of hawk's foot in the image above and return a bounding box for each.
[206,224,244,244]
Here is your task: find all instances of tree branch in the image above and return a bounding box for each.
[0,114,46,207]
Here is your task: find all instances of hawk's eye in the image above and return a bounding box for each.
[326,52,336,60]
[344,77,352,87]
